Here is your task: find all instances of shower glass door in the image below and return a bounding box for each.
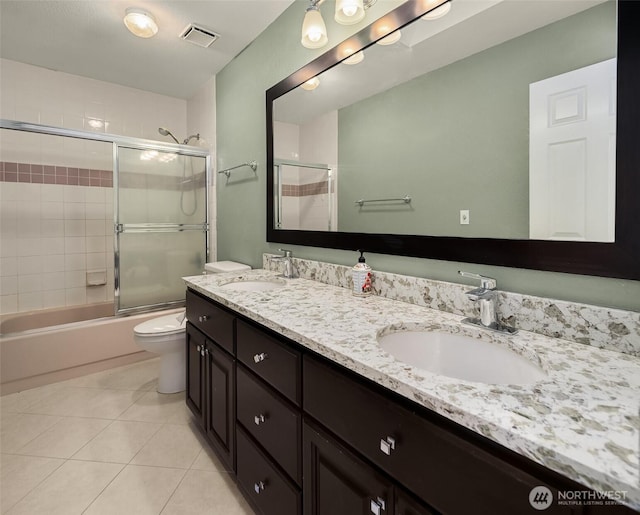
[115,145,208,313]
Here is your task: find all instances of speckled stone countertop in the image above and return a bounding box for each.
[184,270,640,510]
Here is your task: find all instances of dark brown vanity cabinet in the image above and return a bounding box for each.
[185,290,236,472]
[186,291,635,515]
[234,318,303,515]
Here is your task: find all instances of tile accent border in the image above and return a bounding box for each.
[0,161,112,187]
[263,253,640,357]
[282,180,330,197]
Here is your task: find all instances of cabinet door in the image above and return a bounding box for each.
[185,323,204,424]
[395,490,436,515]
[304,420,393,515]
[204,341,235,472]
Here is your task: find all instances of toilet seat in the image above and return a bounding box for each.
[134,312,186,338]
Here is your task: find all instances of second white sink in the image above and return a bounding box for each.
[220,280,285,292]
[377,329,546,385]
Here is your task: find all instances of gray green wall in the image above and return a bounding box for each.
[338,2,616,237]
[215,0,640,312]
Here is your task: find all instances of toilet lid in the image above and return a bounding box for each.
[134,312,186,337]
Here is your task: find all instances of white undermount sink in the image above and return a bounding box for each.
[219,279,285,292]
[377,329,546,385]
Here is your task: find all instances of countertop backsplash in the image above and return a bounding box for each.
[263,253,640,357]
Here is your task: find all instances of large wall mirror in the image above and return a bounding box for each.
[266,0,639,280]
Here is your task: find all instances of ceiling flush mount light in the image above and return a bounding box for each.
[422,0,452,20]
[124,8,158,38]
[301,1,328,49]
[301,77,320,91]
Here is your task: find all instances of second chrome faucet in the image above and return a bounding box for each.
[272,248,296,279]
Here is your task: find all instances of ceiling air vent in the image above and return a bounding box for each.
[179,24,220,48]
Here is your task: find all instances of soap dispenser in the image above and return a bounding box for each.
[352,250,373,297]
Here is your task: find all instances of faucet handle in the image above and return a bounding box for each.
[458,271,496,290]
[278,248,292,258]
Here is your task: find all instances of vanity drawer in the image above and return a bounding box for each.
[303,355,576,515]
[237,365,301,484]
[236,427,301,515]
[186,290,234,354]
[236,320,301,405]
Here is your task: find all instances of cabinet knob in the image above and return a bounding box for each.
[198,315,209,323]
[254,414,266,425]
[196,345,201,352]
[254,480,266,494]
[200,347,205,357]
[380,436,396,455]
[370,497,386,514]
[253,352,268,363]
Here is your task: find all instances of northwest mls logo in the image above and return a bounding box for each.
[529,486,553,510]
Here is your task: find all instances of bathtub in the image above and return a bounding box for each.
[0,305,183,395]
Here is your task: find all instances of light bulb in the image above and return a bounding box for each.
[335,0,365,25]
[422,1,451,20]
[301,77,320,91]
[301,7,328,49]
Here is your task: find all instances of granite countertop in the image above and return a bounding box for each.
[184,269,640,510]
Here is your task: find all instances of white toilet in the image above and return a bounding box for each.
[133,261,251,394]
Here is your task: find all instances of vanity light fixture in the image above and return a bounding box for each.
[123,8,158,38]
[301,0,328,49]
[422,0,452,20]
[376,30,401,45]
[343,50,365,65]
[335,0,365,25]
[301,77,320,90]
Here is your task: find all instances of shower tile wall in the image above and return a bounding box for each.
[0,58,192,315]
[274,112,338,231]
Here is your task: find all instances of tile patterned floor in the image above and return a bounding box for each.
[0,358,255,514]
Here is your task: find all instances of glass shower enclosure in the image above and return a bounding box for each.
[0,119,210,319]
[115,146,208,313]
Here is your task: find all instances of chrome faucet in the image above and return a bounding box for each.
[272,249,295,279]
[458,271,517,334]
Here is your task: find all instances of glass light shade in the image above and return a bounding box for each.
[124,8,158,38]
[343,51,364,65]
[422,1,451,20]
[335,0,365,25]
[301,77,320,90]
[301,8,328,49]
[376,30,401,46]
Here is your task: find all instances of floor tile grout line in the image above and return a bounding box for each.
[79,461,127,515]
[0,450,67,513]
[158,467,190,515]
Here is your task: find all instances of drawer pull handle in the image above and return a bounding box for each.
[254,480,266,494]
[254,414,266,425]
[198,315,209,323]
[253,352,268,363]
[380,436,396,455]
[370,497,386,514]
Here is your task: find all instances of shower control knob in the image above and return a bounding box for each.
[198,315,209,323]
[253,353,268,363]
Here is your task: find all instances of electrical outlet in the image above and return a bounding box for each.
[460,210,470,225]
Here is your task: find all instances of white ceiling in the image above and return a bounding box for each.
[0,0,295,100]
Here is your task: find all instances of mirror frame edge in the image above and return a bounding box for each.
[266,0,640,281]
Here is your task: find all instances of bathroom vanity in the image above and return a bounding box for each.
[183,270,639,515]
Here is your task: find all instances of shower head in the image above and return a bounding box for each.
[158,127,179,144]
[183,133,200,145]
